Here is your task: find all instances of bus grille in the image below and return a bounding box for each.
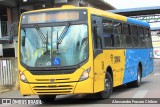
[33,85,74,94]
[35,78,70,82]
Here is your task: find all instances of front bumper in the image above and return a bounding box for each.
[20,77,93,95]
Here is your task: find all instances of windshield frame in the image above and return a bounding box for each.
[19,21,89,71]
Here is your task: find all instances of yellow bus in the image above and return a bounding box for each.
[19,5,153,103]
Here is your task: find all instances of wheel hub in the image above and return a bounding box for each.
[105,79,111,93]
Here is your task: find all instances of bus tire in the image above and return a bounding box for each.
[96,72,113,99]
[133,66,142,87]
[39,95,56,104]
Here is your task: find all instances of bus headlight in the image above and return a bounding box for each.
[20,71,28,83]
[79,67,91,81]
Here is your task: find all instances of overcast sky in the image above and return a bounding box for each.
[105,0,160,9]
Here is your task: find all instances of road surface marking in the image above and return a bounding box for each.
[153,73,160,76]
[132,90,148,98]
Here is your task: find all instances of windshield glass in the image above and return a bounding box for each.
[20,24,88,67]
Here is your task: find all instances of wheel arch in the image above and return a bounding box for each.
[106,66,113,82]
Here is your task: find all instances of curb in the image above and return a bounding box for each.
[0,89,10,94]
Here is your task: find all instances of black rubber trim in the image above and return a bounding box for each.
[94,49,103,58]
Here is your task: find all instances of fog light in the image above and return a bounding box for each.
[20,71,28,83]
[79,67,91,81]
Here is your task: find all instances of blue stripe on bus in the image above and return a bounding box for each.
[123,49,153,84]
[127,17,150,27]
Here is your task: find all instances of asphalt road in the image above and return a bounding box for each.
[1,59,160,107]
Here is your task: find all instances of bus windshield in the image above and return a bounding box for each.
[20,24,88,67]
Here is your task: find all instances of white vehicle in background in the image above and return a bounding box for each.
[153,48,160,58]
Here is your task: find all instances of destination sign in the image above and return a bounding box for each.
[22,10,87,24]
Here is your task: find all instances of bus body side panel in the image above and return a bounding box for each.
[123,17,153,84]
[90,8,127,92]
[123,48,153,84]
[93,49,126,93]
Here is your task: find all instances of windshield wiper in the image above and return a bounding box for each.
[56,22,71,53]
[34,25,46,43]
[34,25,49,53]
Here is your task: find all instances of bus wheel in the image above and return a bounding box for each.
[39,95,56,104]
[96,72,113,99]
[133,66,142,87]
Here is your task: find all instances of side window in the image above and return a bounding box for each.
[138,27,145,47]
[92,16,102,49]
[131,25,139,47]
[103,19,114,48]
[113,21,122,47]
[124,24,132,47]
[103,19,113,34]
[119,23,126,48]
[144,28,152,48]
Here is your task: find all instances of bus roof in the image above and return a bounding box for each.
[127,17,150,27]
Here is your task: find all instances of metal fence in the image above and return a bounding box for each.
[0,21,11,36]
[0,58,17,86]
